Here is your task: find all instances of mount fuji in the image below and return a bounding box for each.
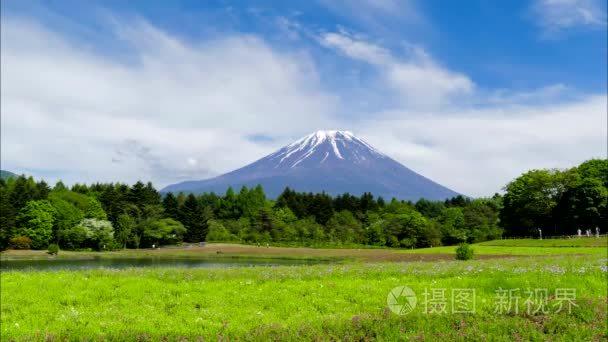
[162,130,461,200]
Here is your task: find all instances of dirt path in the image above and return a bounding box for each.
[1,243,520,262]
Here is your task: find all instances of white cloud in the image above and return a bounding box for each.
[1,17,339,185]
[319,31,474,109]
[531,0,607,35]
[1,16,605,198]
[318,31,605,196]
[321,31,392,64]
[481,83,571,106]
[358,94,607,196]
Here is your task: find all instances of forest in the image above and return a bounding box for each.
[0,159,605,251]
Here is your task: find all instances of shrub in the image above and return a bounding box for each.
[455,243,474,260]
[9,236,32,249]
[47,244,59,255]
[206,220,238,242]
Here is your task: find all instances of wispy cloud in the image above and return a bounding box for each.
[319,31,474,109]
[0,16,338,185]
[531,0,607,36]
[318,0,425,23]
[317,0,428,38]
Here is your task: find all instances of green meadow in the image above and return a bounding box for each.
[403,245,607,256]
[2,240,607,341]
[476,237,608,248]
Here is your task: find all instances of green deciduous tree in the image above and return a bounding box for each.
[438,207,467,245]
[141,218,186,246]
[84,197,107,220]
[463,199,502,242]
[500,169,570,236]
[206,220,238,242]
[326,210,363,244]
[115,214,135,249]
[75,218,115,250]
[558,177,607,232]
[49,197,84,245]
[15,200,56,249]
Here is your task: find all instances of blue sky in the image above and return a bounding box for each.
[1,0,606,196]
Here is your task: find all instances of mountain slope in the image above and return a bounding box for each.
[0,170,18,181]
[162,131,461,200]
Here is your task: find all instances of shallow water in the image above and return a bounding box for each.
[0,257,325,271]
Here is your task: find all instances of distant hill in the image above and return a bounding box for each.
[163,130,461,201]
[0,170,18,180]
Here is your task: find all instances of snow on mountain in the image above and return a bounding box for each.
[264,130,386,169]
[162,130,461,200]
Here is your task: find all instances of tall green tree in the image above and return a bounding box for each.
[438,207,467,245]
[141,218,186,247]
[218,187,240,219]
[162,192,179,219]
[415,199,445,219]
[0,185,16,249]
[15,200,56,249]
[49,198,84,244]
[9,176,39,210]
[310,193,334,225]
[500,169,571,236]
[463,199,502,242]
[180,194,209,242]
[326,210,363,243]
[115,214,135,249]
[558,177,607,232]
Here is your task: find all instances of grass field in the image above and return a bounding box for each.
[477,237,608,248]
[1,241,607,341]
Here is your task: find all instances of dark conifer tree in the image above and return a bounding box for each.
[162,192,179,220]
[180,194,208,242]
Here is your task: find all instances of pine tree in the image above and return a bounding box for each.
[162,193,179,219]
[311,193,334,225]
[180,194,208,242]
[0,185,16,249]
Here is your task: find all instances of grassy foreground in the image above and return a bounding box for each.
[1,245,607,341]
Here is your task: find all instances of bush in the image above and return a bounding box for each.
[47,244,59,255]
[206,220,238,242]
[9,236,32,249]
[455,243,474,260]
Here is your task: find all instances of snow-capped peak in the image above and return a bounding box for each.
[288,130,353,147]
[163,131,461,201]
[268,130,386,168]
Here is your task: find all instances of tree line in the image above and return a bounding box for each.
[500,159,607,237]
[0,159,605,251]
